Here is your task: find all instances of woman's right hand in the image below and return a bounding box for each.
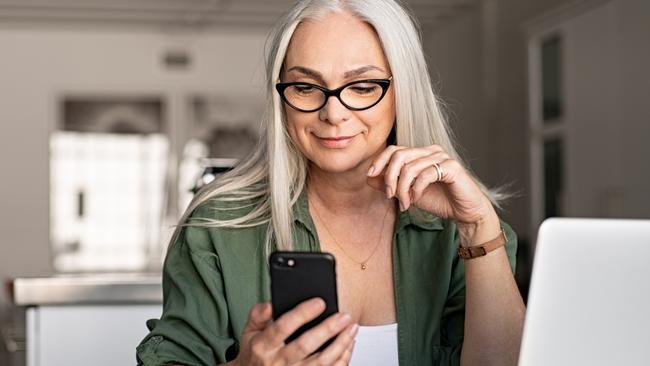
[231,298,358,366]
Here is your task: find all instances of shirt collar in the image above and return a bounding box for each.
[293,189,444,233]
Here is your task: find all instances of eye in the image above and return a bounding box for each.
[293,85,317,94]
[349,84,379,95]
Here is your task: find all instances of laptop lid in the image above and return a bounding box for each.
[519,218,650,366]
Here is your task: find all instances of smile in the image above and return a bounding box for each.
[313,133,358,149]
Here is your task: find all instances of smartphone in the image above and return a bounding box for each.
[270,251,339,351]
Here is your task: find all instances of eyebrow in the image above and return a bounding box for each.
[285,65,386,84]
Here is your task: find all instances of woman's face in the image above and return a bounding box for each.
[281,10,395,174]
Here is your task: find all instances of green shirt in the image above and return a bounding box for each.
[136,190,517,366]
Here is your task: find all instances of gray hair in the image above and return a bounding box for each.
[172,0,506,253]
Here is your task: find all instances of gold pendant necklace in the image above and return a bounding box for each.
[309,193,392,270]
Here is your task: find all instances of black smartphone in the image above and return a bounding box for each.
[270,251,339,351]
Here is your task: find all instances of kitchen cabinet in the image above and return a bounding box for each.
[27,305,160,366]
[11,274,162,366]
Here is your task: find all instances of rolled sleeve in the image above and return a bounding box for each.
[136,224,237,366]
[501,220,518,274]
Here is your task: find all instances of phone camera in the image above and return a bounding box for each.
[287,259,295,267]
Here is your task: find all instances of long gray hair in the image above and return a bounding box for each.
[172,0,505,252]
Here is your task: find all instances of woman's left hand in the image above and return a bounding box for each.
[366,144,497,227]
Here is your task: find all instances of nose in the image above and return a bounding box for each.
[318,95,351,125]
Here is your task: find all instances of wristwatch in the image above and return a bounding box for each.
[457,228,507,259]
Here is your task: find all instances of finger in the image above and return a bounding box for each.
[411,165,441,203]
[242,302,273,334]
[305,338,355,366]
[339,340,355,365]
[384,148,439,200]
[343,336,357,365]
[366,145,405,178]
[332,338,355,366]
[411,157,460,203]
[264,297,326,346]
[280,312,353,364]
[368,144,443,178]
[396,152,450,210]
[301,323,358,365]
[397,151,449,211]
[437,158,462,184]
[366,147,446,195]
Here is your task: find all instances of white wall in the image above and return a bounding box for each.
[0,27,267,306]
[423,6,495,182]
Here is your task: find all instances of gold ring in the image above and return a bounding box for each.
[433,162,443,182]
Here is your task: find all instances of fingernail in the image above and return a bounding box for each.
[367,166,375,176]
[311,298,325,310]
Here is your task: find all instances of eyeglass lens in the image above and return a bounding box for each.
[283,81,384,111]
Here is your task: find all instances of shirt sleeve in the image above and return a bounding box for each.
[136,224,238,366]
[433,219,518,365]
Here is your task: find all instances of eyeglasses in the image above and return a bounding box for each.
[275,76,392,113]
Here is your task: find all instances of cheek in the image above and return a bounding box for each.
[367,101,396,138]
[285,111,310,145]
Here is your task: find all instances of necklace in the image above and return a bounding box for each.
[309,194,392,270]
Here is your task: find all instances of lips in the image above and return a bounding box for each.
[318,135,355,140]
[313,133,357,149]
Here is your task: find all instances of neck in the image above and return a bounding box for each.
[307,159,388,216]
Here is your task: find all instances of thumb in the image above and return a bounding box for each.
[243,302,273,334]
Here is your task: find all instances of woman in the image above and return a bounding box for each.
[137,0,525,365]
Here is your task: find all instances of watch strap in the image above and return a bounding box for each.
[457,228,507,259]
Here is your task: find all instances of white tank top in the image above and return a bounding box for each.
[349,323,399,366]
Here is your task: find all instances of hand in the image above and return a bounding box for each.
[232,298,358,366]
[366,144,498,228]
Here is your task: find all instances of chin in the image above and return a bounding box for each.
[310,153,363,174]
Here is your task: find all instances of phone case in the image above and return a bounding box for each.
[270,251,339,350]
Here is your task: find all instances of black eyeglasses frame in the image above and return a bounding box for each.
[275,76,393,113]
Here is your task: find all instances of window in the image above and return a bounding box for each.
[543,138,564,218]
[528,31,566,241]
[541,35,563,122]
[50,98,167,272]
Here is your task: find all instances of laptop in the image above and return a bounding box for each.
[518,218,650,366]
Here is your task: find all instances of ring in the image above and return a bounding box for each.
[433,162,443,182]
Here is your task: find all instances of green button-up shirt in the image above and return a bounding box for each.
[136,191,517,366]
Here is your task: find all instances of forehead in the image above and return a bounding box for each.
[284,11,390,75]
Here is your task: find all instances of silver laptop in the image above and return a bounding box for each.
[519,218,650,366]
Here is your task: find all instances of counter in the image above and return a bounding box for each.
[7,274,163,366]
[9,273,162,305]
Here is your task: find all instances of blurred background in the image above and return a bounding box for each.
[0,0,648,364]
